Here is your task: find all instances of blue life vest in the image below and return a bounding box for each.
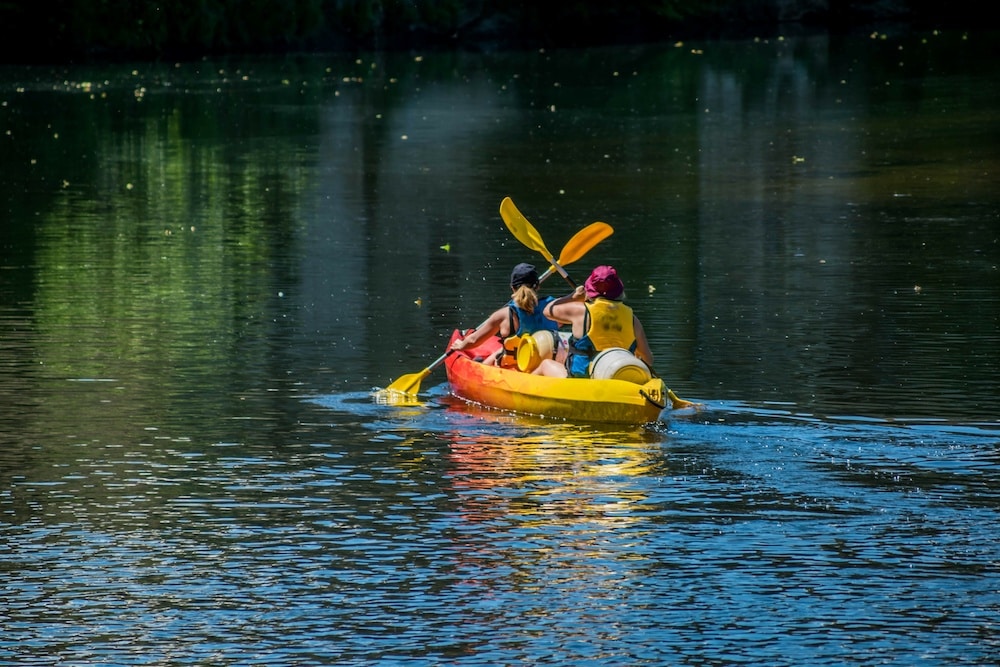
[494,296,560,368]
[507,295,559,336]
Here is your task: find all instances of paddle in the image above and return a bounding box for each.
[500,197,576,286]
[383,221,614,397]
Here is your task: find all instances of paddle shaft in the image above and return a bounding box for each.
[539,266,575,287]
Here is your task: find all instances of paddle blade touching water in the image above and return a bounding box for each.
[385,353,448,395]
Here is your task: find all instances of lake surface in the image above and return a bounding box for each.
[2,29,998,665]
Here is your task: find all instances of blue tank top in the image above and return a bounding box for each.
[508,296,559,336]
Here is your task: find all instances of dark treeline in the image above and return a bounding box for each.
[0,0,993,63]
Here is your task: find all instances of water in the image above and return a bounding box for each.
[2,30,999,665]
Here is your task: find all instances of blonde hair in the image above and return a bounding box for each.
[511,285,539,313]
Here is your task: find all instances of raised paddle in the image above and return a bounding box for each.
[383,221,613,396]
[500,197,576,286]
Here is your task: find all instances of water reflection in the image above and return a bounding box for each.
[445,419,657,522]
[4,385,999,664]
[2,29,999,666]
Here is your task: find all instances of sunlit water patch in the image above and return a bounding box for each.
[4,388,998,665]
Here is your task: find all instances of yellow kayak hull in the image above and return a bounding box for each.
[443,330,667,424]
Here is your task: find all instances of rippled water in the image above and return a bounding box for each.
[2,29,999,666]
[4,389,998,665]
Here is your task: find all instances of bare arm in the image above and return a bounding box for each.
[450,307,507,350]
[633,316,655,370]
[544,286,587,335]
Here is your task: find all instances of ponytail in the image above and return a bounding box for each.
[511,285,539,313]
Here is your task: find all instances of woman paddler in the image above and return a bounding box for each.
[449,263,560,367]
[534,265,654,378]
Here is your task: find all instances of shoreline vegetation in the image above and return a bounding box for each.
[1,0,995,64]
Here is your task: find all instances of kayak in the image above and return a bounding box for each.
[443,329,669,424]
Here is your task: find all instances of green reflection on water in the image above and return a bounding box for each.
[2,30,998,435]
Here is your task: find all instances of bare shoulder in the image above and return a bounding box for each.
[548,298,582,319]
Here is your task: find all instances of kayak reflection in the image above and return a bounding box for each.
[441,411,663,529]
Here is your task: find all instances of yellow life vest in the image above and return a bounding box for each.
[585,298,636,352]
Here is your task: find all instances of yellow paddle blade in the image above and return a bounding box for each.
[555,221,612,267]
[372,388,423,406]
[499,196,554,261]
[385,369,430,396]
[538,221,615,283]
[667,389,701,411]
[384,349,451,397]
